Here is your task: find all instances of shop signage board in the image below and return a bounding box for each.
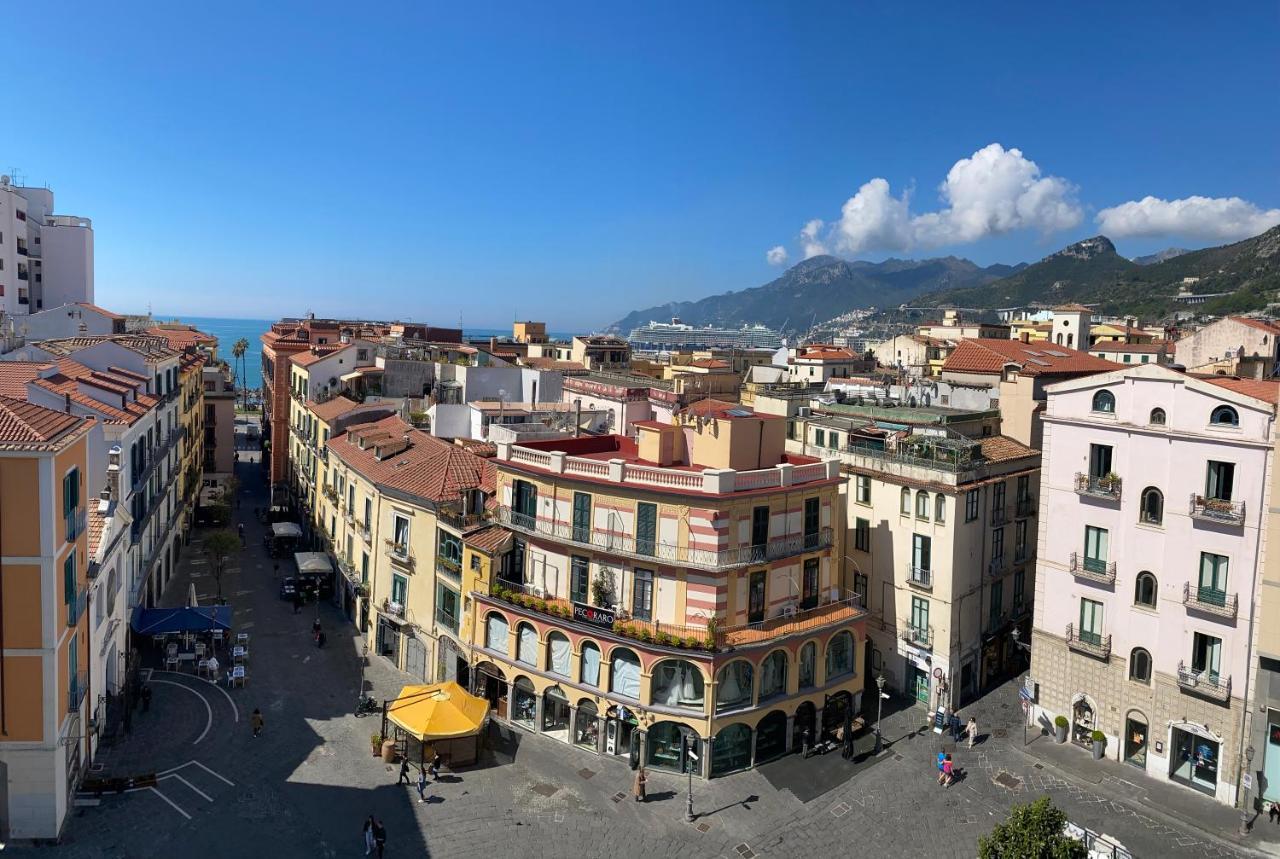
[933,707,946,734]
[573,602,616,629]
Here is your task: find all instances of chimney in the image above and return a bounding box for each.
[64,392,72,413]
[574,398,582,438]
[1019,331,1030,344]
[107,446,121,502]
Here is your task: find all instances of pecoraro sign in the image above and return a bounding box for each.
[573,602,616,629]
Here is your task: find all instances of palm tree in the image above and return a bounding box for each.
[232,338,249,410]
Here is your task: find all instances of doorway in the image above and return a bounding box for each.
[748,571,766,624]
[909,665,930,705]
[1124,716,1148,768]
[1170,727,1220,796]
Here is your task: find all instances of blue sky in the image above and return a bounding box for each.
[9,2,1277,329]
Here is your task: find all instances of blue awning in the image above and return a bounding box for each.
[130,605,232,635]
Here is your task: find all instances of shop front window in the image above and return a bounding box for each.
[512,677,537,728]
[650,659,705,711]
[542,686,570,739]
[1171,727,1219,795]
[716,661,754,713]
[755,711,788,763]
[825,631,854,680]
[574,700,599,749]
[647,721,695,773]
[710,723,753,776]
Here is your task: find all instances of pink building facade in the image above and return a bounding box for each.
[1030,364,1277,806]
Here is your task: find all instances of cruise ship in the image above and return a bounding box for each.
[626,318,783,349]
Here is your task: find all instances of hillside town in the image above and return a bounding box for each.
[8,177,1280,858]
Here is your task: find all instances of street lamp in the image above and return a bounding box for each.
[1240,744,1256,836]
[874,675,887,754]
[685,734,698,823]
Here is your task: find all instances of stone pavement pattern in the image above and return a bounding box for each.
[14,424,1280,858]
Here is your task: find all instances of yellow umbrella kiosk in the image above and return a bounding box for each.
[386,681,489,766]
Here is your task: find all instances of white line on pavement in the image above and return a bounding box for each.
[189,760,236,786]
[157,670,240,723]
[147,786,191,820]
[148,679,213,745]
[162,773,213,802]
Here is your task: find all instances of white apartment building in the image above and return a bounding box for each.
[0,178,94,315]
[797,411,1040,709]
[1030,364,1278,805]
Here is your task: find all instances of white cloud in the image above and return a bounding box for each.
[1096,195,1280,242]
[800,219,828,258]
[787,143,1083,258]
[765,245,789,266]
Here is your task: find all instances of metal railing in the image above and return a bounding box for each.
[1182,582,1238,619]
[1014,545,1030,565]
[435,606,460,634]
[1189,494,1246,525]
[1016,497,1036,518]
[380,599,406,619]
[436,553,462,579]
[1065,623,1111,659]
[988,556,1006,577]
[1074,473,1122,500]
[906,565,933,589]
[384,540,415,570]
[1176,660,1231,702]
[497,505,833,571]
[65,507,86,543]
[1068,552,1116,585]
[900,623,934,648]
[438,505,488,533]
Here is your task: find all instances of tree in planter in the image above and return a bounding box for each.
[204,529,241,602]
[590,569,614,607]
[207,501,232,527]
[978,797,1085,859]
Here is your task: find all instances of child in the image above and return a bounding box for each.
[942,754,954,788]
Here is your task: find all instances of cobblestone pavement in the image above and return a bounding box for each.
[20,443,1280,857]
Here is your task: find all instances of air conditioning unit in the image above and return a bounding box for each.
[796,406,811,417]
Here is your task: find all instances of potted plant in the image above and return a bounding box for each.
[1090,730,1106,760]
[370,732,383,756]
[1054,715,1068,744]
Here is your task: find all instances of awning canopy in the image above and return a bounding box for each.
[272,522,303,539]
[294,551,333,574]
[131,605,232,635]
[387,681,489,741]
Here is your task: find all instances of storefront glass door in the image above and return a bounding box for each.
[1124,717,1148,768]
[1263,718,1280,801]
[1170,727,1219,795]
[910,665,930,705]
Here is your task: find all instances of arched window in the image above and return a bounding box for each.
[1210,405,1239,426]
[580,641,601,687]
[715,660,754,712]
[1092,390,1115,413]
[825,631,854,680]
[916,491,930,519]
[1129,647,1152,683]
[935,495,946,523]
[759,650,788,701]
[1149,408,1166,425]
[1134,572,1157,608]
[516,622,538,666]
[609,648,641,699]
[484,612,509,655]
[650,659,705,710]
[1139,487,1163,525]
[546,631,571,677]
[900,487,911,515]
[798,642,816,689]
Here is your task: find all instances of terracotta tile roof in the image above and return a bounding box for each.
[796,345,858,361]
[1199,376,1280,405]
[76,303,125,321]
[455,439,497,457]
[0,362,55,397]
[35,335,178,360]
[308,395,360,422]
[106,365,149,383]
[1053,303,1094,313]
[1230,316,1280,336]
[328,415,495,502]
[680,398,754,419]
[291,345,347,367]
[87,506,108,558]
[521,356,586,371]
[0,396,88,448]
[942,339,1118,378]
[145,326,216,350]
[464,525,512,555]
[979,435,1039,463]
[688,358,731,369]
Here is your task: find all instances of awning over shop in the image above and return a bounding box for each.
[387,681,489,741]
[294,552,334,574]
[272,522,303,539]
[131,605,232,635]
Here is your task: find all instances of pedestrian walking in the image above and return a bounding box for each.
[207,654,220,684]
[141,684,152,713]
[238,522,246,546]
[397,758,411,785]
[416,767,428,803]
[292,589,303,614]
[967,716,978,749]
[936,750,946,785]
[942,753,954,788]
[372,818,387,858]
[428,752,441,781]
[633,766,647,802]
[363,815,375,855]
[251,708,264,738]
[1270,802,1279,824]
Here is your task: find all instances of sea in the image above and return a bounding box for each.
[153,317,576,392]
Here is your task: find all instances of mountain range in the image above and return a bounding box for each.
[610,255,1023,335]
[611,226,1280,334]
[917,225,1280,317]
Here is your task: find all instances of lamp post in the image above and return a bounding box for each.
[1240,744,1256,836]
[685,734,698,823]
[874,675,886,754]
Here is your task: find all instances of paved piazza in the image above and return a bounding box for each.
[20,446,1280,858]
